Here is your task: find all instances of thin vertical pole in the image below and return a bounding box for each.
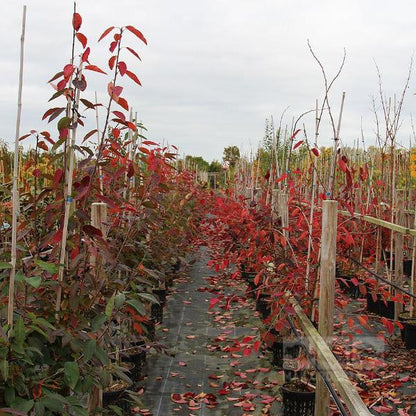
[8,5,27,332]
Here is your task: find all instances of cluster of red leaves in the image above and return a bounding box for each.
[170,391,218,410]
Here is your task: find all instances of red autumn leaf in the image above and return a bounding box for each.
[81,47,90,63]
[276,173,287,183]
[82,129,98,143]
[116,97,129,111]
[76,32,87,48]
[142,140,159,146]
[33,169,41,178]
[171,393,186,404]
[18,133,31,141]
[293,140,304,150]
[125,70,142,86]
[40,131,55,145]
[125,25,147,44]
[53,169,64,187]
[209,297,220,310]
[109,40,118,53]
[57,78,68,91]
[126,46,141,61]
[381,317,394,334]
[108,56,117,70]
[243,347,251,356]
[85,65,107,75]
[290,129,301,140]
[112,128,120,139]
[357,315,370,330]
[126,121,137,131]
[63,64,75,79]
[37,141,48,151]
[98,26,115,42]
[72,13,82,31]
[253,340,261,352]
[118,61,127,76]
[107,82,123,100]
[348,317,354,329]
[82,225,103,238]
[338,157,348,172]
[311,147,320,156]
[112,111,126,121]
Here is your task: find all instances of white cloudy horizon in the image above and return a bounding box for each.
[1,1,416,162]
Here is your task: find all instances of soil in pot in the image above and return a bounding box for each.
[281,379,315,416]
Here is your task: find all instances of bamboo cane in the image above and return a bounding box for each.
[8,5,27,333]
[55,69,82,314]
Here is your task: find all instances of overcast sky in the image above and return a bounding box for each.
[2,1,416,162]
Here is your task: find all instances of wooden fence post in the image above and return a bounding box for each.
[315,200,337,416]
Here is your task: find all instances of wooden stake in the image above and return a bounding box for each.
[55,68,83,314]
[8,5,27,333]
[87,202,107,411]
[315,200,337,416]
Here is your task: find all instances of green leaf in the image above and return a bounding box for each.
[94,344,109,366]
[34,259,58,274]
[15,271,25,282]
[114,292,126,308]
[105,294,115,318]
[0,261,11,269]
[137,292,159,304]
[11,397,34,412]
[108,405,123,415]
[83,339,96,362]
[126,299,145,315]
[57,116,72,131]
[41,393,68,412]
[12,317,25,354]
[64,361,80,390]
[4,385,15,405]
[25,276,42,288]
[0,359,8,380]
[91,314,106,331]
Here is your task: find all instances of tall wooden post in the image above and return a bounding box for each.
[315,200,337,416]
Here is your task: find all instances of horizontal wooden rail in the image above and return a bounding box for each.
[290,297,372,416]
[339,210,416,236]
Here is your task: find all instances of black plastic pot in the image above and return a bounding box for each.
[103,381,132,412]
[151,302,163,324]
[256,293,270,319]
[398,311,411,341]
[281,383,315,416]
[366,293,394,319]
[271,340,300,370]
[153,288,167,306]
[403,259,412,277]
[404,319,416,350]
[121,346,146,382]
